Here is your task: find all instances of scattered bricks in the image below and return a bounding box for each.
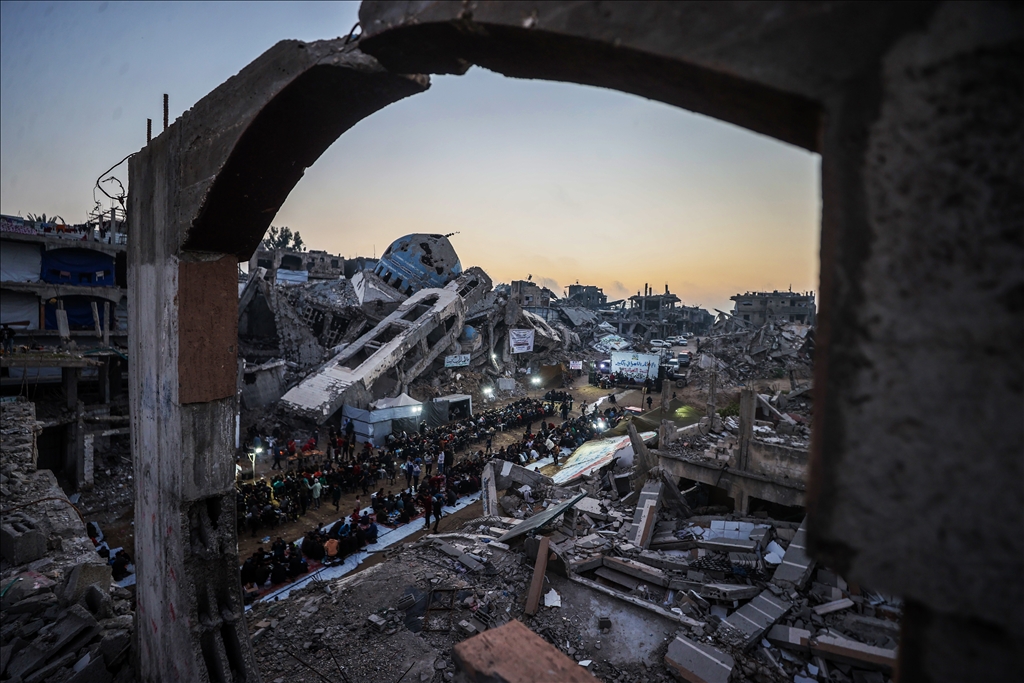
[395,594,416,611]
[810,633,898,672]
[453,620,599,683]
[367,614,388,631]
[457,620,479,637]
[767,624,812,653]
[813,598,855,616]
[722,590,790,649]
[700,583,760,602]
[60,561,112,607]
[664,633,734,683]
[602,556,669,587]
[0,514,47,565]
[771,518,814,589]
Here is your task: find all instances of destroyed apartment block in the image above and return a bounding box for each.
[279,267,492,422]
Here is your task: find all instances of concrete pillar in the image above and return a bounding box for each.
[62,367,78,409]
[99,358,110,404]
[737,389,756,471]
[129,138,255,681]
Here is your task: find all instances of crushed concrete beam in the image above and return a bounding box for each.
[810,633,898,672]
[771,518,815,589]
[699,583,760,602]
[602,556,670,587]
[568,574,705,629]
[813,598,854,615]
[494,459,554,490]
[664,633,735,683]
[497,493,587,543]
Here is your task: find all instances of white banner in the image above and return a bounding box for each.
[569,360,583,370]
[610,351,661,382]
[509,328,535,354]
[444,354,471,368]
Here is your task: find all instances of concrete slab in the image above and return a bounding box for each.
[771,518,814,589]
[664,634,734,683]
[722,590,790,648]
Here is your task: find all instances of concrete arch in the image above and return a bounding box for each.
[128,3,1022,681]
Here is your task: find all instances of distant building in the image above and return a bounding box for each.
[731,290,815,326]
[510,280,553,308]
[564,284,607,309]
[0,212,129,491]
[248,246,344,285]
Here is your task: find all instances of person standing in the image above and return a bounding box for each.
[311,478,322,510]
[432,494,443,533]
[412,461,422,492]
[271,448,283,471]
[436,450,445,475]
[424,452,433,476]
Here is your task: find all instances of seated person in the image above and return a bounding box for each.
[270,562,288,585]
[287,554,309,577]
[243,581,260,604]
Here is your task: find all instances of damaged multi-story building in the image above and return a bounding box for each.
[731,290,816,326]
[600,284,714,340]
[247,244,346,285]
[0,213,130,492]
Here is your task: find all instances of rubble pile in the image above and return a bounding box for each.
[0,399,135,683]
[241,451,897,683]
[694,320,814,383]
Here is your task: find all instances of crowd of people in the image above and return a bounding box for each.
[236,394,625,598]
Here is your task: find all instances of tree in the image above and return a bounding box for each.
[25,213,65,224]
[263,225,305,251]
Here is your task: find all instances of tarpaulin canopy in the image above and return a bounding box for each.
[1,291,39,329]
[40,248,114,286]
[0,241,41,282]
[44,296,107,330]
[370,392,421,410]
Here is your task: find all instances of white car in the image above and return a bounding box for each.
[650,339,668,348]
[679,338,688,346]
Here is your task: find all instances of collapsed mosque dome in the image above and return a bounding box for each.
[373,233,463,295]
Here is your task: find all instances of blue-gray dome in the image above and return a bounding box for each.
[373,233,462,294]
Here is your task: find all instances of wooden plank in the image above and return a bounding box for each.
[524,536,550,616]
[453,620,600,683]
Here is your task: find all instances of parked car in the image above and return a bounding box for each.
[679,338,688,346]
[650,339,669,348]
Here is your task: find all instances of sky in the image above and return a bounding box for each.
[0,1,821,314]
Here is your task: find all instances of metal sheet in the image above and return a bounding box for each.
[496,492,587,543]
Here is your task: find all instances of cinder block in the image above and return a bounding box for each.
[0,515,47,566]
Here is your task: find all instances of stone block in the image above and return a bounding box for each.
[766,624,812,653]
[699,583,760,601]
[61,561,112,607]
[0,515,47,566]
[813,598,854,615]
[771,518,814,589]
[602,555,669,587]
[664,634,734,683]
[367,614,388,631]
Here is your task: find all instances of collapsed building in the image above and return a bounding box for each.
[239,232,610,433]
